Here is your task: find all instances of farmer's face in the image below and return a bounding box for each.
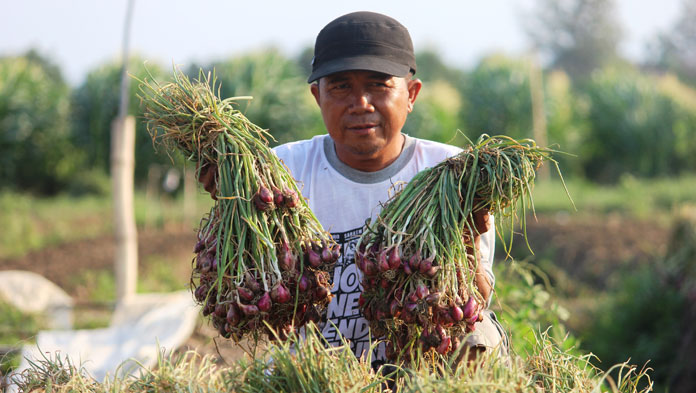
[311,70,421,172]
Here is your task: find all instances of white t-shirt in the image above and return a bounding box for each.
[273,133,495,361]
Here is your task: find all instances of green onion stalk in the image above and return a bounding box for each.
[356,134,569,361]
[137,68,338,342]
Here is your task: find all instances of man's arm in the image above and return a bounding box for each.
[467,208,494,305]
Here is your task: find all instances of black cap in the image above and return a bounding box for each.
[307,11,417,83]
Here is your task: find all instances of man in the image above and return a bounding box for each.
[201,11,508,365]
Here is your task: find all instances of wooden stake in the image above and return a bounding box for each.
[112,116,138,303]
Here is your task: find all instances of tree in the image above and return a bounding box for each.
[0,51,81,194]
[656,73,696,173]
[523,0,623,82]
[402,49,467,144]
[578,66,684,182]
[71,57,172,183]
[403,79,463,144]
[544,70,586,176]
[295,45,314,81]
[414,48,465,84]
[458,54,533,141]
[644,0,696,86]
[194,49,324,146]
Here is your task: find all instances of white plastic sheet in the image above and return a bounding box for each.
[0,270,74,329]
[7,290,199,390]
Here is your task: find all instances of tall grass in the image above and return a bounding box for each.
[7,325,652,393]
[400,330,652,392]
[0,301,44,375]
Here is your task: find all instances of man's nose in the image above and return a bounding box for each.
[348,89,374,113]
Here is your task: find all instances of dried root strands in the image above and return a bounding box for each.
[138,67,339,343]
[356,134,570,362]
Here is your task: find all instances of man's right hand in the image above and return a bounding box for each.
[197,162,218,200]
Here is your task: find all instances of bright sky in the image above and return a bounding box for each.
[0,0,683,86]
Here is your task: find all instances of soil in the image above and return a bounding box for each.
[0,213,672,364]
[519,213,670,291]
[0,227,197,296]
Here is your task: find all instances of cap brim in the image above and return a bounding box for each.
[307,56,411,83]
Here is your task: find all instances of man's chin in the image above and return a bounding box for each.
[346,143,382,158]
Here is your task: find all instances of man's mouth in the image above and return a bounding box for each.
[347,123,378,133]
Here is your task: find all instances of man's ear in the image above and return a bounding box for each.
[310,82,320,105]
[406,78,422,113]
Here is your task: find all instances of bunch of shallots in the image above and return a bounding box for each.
[357,135,568,360]
[139,69,338,341]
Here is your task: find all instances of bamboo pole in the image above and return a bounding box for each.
[112,116,138,302]
[113,0,137,304]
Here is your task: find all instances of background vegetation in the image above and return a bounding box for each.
[2,1,696,192]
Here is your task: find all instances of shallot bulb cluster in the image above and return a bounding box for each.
[192,217,339,341]
[357,245,484,360]
[253,185,299,212]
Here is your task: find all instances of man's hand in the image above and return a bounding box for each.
[464,207,491,252]
[197,162,218,200]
